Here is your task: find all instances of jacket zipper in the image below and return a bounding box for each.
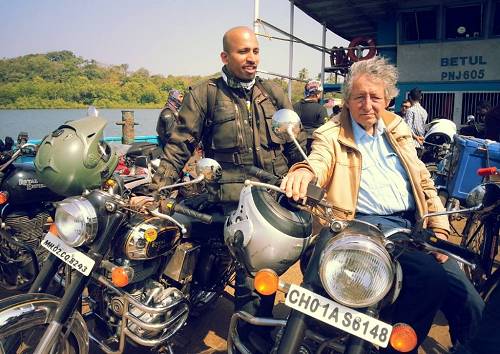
[233,103,246,148]
[330,204,353,217]
[337,139,361,216]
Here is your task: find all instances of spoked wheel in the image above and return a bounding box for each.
[0,294,88,354]
[461,213,487,287]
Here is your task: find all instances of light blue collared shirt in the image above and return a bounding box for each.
[351,117,416,215]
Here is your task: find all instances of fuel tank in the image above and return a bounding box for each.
[0,162,60,206]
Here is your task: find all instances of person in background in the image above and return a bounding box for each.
[323,97,334,116]
[156,89,184,148]
[460,100,492,138]
[281,56,483,353]
[293,80,328,154]
[332,104,342,116]
[4,137,14,151]
[397,99,411,118]
[404,88,428,155]
[484,103,500,141]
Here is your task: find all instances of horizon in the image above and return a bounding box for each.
[0,0,348,80]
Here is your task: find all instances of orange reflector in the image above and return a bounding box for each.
[389,323,418,353]
[111,267,131,287]
[0,192,8,205]
[49,223,59,235]
[254,269,279,296]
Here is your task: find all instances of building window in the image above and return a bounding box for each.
[445,4,483,39]
[419,92,455,122]
[401,9,437,41]
[493,1,500,36]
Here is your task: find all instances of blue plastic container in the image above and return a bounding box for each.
[447,136,500,201]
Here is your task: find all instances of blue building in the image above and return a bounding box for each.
[293,0,500,126]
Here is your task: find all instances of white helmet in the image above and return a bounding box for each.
[224,186,313,276]
[424,118,457,144]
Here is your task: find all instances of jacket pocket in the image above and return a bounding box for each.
[261,99,286,145]
[211,103,241,149]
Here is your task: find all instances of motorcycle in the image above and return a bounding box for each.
[224,109,482,354]
[0,117,234,354]
[459,115,485,138]
[421,118,456,167]
[0,143,63,290]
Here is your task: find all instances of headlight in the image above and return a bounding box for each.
[55,196,98,247]
[319,234,393,308]
[466,185,485,208]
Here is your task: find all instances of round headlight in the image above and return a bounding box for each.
[55,196,98,247]
[319,234,393,308]
[466,185,485,208]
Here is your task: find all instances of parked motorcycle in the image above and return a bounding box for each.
[421,118,456,166]
[0,143,62,290]
[459,114,485,138]
[224,109,481,354]
[0,115,233,354]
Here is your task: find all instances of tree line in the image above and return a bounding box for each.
[0,50,330,109]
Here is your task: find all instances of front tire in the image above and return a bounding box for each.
[0,293,88,354]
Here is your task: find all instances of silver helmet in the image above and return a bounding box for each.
[224,185,313,276]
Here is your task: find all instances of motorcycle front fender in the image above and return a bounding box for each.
[0,293,89,353]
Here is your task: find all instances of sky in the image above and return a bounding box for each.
[0,0,348,80]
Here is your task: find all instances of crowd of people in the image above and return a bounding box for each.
[150,25,494,353]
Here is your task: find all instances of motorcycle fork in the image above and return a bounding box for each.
[32,211,125,354]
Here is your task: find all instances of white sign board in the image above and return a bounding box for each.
[397,39,500,82]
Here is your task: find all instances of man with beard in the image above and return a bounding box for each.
[151,26,305,352]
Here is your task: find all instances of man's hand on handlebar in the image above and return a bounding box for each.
[280,168,315,202]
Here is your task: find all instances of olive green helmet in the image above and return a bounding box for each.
[35,115,118,196]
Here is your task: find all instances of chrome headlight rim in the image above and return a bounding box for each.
[319,234,394,308]
[54,196,98,247]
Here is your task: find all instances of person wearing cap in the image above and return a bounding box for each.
[293,80,328,154]
[156,89,184,148]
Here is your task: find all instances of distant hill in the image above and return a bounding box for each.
[0,50,333,109]
[0,50,211,109]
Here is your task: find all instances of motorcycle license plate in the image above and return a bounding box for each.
[285,284,393,348]
[41,232,95,276]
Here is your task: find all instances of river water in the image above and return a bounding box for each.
[0,108,161,141]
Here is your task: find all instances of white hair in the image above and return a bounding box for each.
[342,56,399,101]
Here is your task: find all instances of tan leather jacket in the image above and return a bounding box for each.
[290,107,450,236]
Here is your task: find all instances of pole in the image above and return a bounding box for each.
[116,110,138,144]
[321,23,326,99]
[288,1,294,99]
[254,0,260,34]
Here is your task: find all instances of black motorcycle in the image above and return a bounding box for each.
[226,173,486,354]
[224,110,481,354]
[0,157,234,354]
[0,144,63,290]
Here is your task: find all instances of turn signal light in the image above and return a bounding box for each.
[254,269,279,296]
[389,323,417,353]
[49,223,59,235]
[0,191,8,205]
[105,179,117,188]
[111,267,133,287]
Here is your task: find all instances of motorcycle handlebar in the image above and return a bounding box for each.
[174,203,213,224]
[246,166,281,185]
